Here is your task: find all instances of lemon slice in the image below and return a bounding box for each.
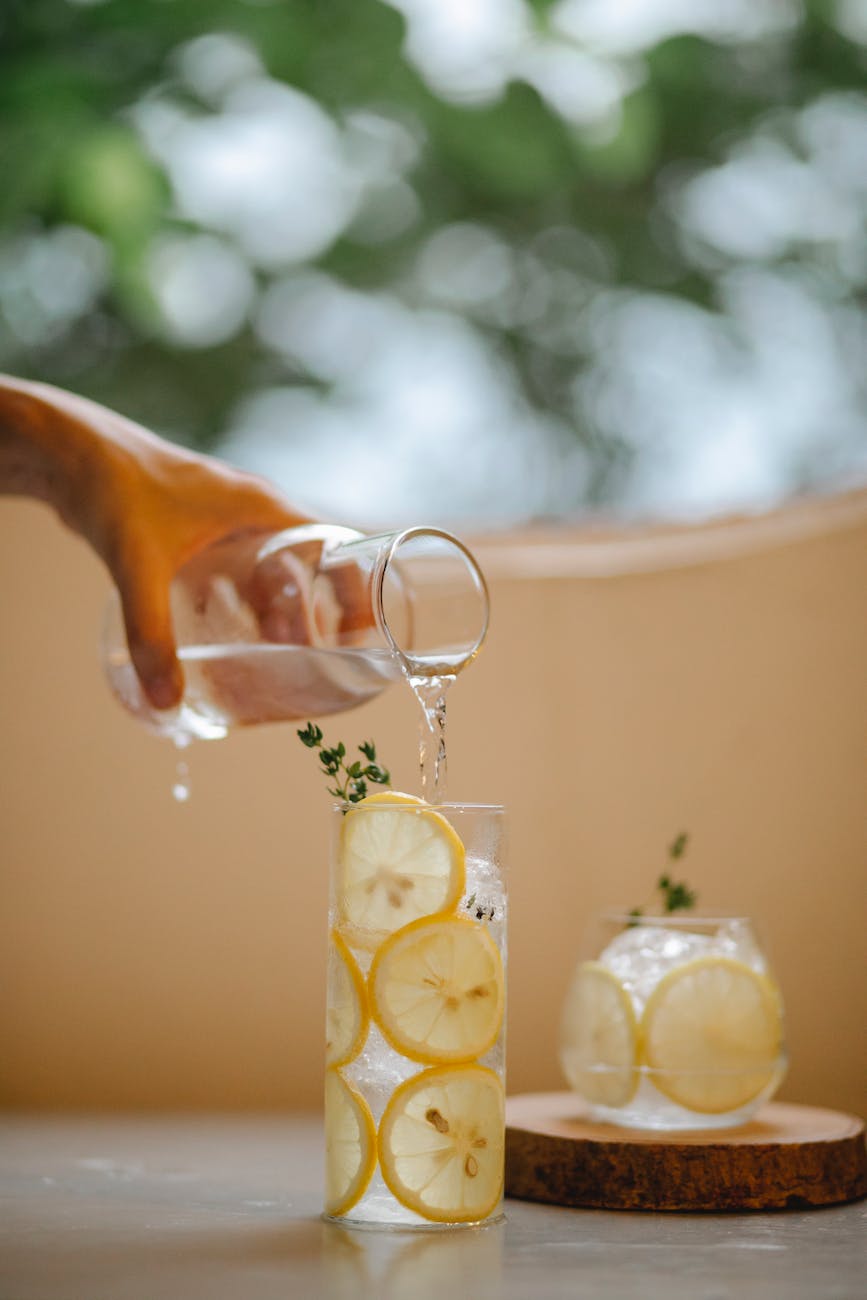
[379,1065,505,1223]
[559,961,639,1107]
[370,916,505,1065]
[336,794,465,951]
[324,1069,377,1217]
[641,956,785,1114]
[326,930,369,1068]
[361,791,425,806]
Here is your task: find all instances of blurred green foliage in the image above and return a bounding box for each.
[0,0,865,506]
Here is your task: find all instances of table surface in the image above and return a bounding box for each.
[1,1115,864,1300]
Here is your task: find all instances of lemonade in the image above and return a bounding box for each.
[325,798,506,1226]
[560,914,786,1130]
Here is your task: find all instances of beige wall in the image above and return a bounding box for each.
[1,495,865,1116]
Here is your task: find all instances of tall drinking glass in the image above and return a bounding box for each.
[325,800,507,1227]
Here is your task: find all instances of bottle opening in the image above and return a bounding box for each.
[376,528,489,676]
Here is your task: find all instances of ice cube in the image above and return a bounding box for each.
[712,918,767,972]
[463,854,506,922]
[599,924,712,1013]
[342,1023,418,1122]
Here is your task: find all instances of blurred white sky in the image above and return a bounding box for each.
[3,0,866,527]
[198,9,866,528]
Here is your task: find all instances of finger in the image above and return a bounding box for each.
[328,560,376,640]
[119,562,184,710]
[251,549,318,645]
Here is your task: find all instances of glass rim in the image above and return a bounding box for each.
[331,800,505,814]
[376,524,490,671]
[599,910,754,926]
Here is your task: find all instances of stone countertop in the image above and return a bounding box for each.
[1,1115,863,1300]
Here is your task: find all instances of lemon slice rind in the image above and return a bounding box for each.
[369,915,505,1066]
[378,1064,505,1224]
[326,929,370,1068]
[559,960,639,1108]
[336,796,466,952]
[640,955,784,1115]
[324,1069,377,1218]
[356,791,425,807]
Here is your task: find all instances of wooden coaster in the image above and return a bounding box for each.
[505,1092,867,1212]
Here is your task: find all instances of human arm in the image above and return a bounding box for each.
[0,375,311,709]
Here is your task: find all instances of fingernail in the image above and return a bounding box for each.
[149,676,179,709]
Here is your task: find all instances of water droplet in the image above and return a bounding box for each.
[172,759,190,803]
[172,736,192,802]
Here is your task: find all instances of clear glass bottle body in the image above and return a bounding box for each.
[325,802,507,1227]
[559,913,786,1131]
[103,525,488,742]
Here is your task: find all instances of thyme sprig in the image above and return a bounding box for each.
[465,892,496,922]
[629,832,697,922]
[297,722,391,804]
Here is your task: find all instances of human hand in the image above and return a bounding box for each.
[0,377,311,709]
[100,442,311,710]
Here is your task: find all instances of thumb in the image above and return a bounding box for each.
[119,563,184,711]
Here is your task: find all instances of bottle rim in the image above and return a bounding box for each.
[375,525,490,672]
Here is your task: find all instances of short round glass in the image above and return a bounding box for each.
[559,912,787,1130]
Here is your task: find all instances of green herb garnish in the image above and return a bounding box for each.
[465,891,495,921]
[629,832,697,922]
[297,722,391,804]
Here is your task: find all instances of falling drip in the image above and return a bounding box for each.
[410,674,455,804]
[172,737,191,803]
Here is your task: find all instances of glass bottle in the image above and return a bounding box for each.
[103,525,489,743]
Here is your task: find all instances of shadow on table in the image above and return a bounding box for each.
[321,1218,505,1298]
[1,1213,506,1300]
